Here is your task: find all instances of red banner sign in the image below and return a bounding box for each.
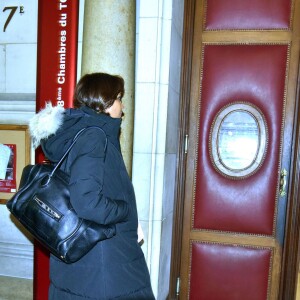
[35,1,79,299]
[36,0,79,110]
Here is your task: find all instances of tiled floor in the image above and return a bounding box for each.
[0,276,33,300]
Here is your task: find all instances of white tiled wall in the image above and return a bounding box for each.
[6,44,37,93]
[133,0,183,299]
[0,45,5,92]
[0,206,33,278]
[0,0,38,279]
[0,0,38,94]
[0,2,37,44]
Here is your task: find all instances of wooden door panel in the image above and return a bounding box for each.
[175,0,300,299]
[204,0,291,30]
[189,242,272,300]
[194,44,289,235]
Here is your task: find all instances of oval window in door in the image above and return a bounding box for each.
[210,102,268,179]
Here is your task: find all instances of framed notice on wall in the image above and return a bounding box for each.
[0,125,31,204]
[0,143,17,192]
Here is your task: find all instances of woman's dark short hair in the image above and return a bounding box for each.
[73,72,125,112]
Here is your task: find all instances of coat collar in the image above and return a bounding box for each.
[80,106,122,139]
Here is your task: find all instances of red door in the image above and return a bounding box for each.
[177,0,300,299]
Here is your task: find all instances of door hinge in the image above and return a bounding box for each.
[176,277,180,296]
[184,134,189,154]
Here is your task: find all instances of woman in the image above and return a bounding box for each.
[29,73,155,300]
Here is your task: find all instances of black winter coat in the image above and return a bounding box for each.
[38,106,154,300]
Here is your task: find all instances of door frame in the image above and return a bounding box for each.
[279,60,300,299]
[168,0,300,299]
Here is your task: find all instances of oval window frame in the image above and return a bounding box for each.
[209,102,268,179]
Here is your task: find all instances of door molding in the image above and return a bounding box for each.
[169,0,300,298]
[280,59,300,299]
[168,0,196,298]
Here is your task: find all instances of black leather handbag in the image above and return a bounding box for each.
[6,126,115,263]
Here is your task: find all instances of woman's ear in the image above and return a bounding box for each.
[105,106,111,115]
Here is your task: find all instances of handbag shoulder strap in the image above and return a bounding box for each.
[49,126,107,177]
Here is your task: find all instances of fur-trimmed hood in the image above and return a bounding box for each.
[29,103,122,162]
[29,102,65,148]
